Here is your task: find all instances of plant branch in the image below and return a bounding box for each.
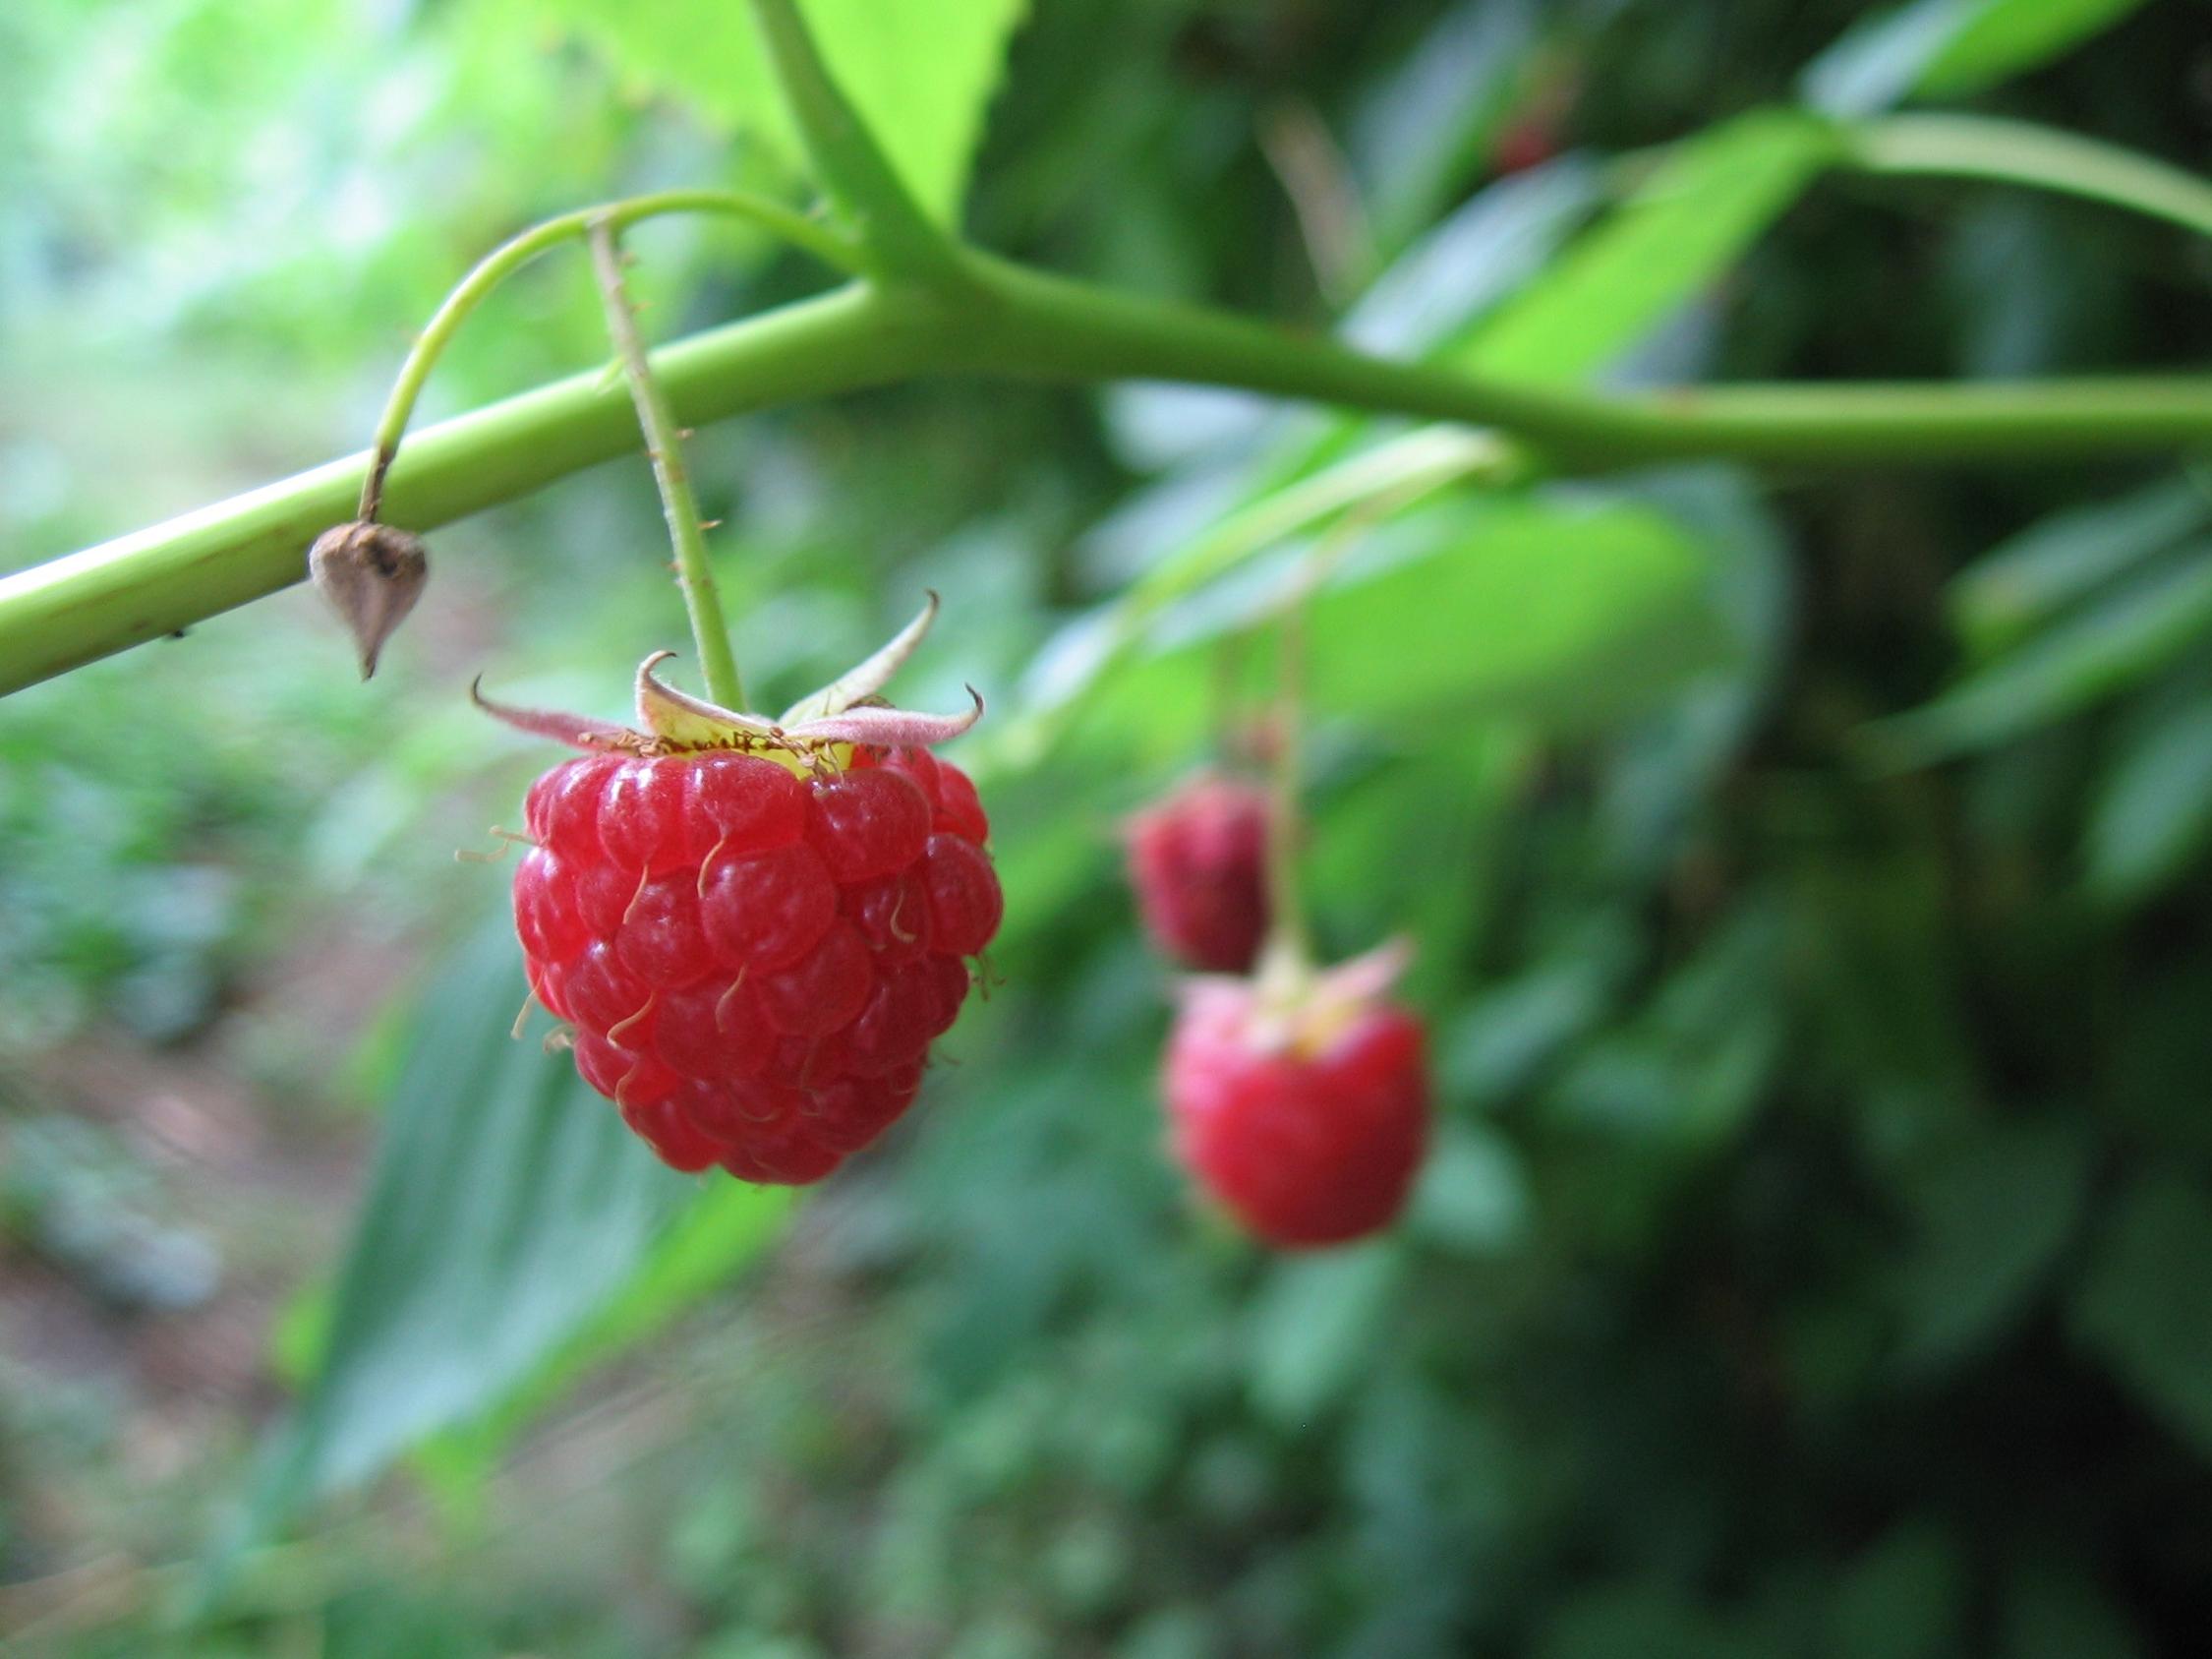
[588,218,747,711]
[945,253,2212,466]
[1845,114,2212,242]
[743,0,964,285]
[8,255,2212,697]
[0,283,935,694]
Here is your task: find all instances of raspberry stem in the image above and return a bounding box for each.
[1256,587,1313,989]
[589,219,749,713]
[355,190,865,524]
[1255,492,1424,992]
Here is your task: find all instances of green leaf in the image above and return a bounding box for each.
[1829,1520,1966,1659]
[1078,491,1731,759]
[519,0,1028,222]
[1804,0,2152,117]
[1345,0,1543,252]
[415,1174,796,1506]
[1878,543,2212,759]
[233,923,786,1546]
[1920,0,2148,93]
[1950,476,2212,660]
[1248,1244,1404,1427]
[1536,1584,1772,1659]
[1305,504,1728,729]
[1889,1119,2090,1374]
[2001,1570,2146,1659]
[1407,1124,1531,1258]
[2085,684,2212,901]
[1457,108,1839,385]
[2071,1172,2212,1463]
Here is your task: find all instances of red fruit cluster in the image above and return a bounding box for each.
[1164,977,1428,1248]
[1125,774,1270,974]
[512,744,1000,1183]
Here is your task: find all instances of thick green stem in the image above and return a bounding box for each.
[588,219,747,711]
[7,264,2212,697]
[743,0,964,285]
[358,189,865,519]
[1845,114,2212,242]
[947,252,2212,464]
[0,284,932,694]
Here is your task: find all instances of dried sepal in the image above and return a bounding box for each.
[477,598,983,763]
[470,679,644,751]
[309,520,429,679]
[1193,935,1416,1061]
[1313,936,1414,1009]
[780,592,940,727]
[784,687,983,748]
[635,652,784,748]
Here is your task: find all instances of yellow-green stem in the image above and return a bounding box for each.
[1256,587,1314,989]
[588,219,747,712]
[358,190,865,520]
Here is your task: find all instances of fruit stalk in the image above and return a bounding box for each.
[588,218,748,713]
[1257,575,1314,988]
[356,189,864,523]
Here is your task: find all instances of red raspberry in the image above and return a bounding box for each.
[1162,957,1428,1249]
[1125,774,1270,974]
[514,743,1000,1184]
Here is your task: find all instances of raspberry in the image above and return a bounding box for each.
[1162,954,1428,1249]
[515,742,998,1183]
[479,599,996,1184]
[1125,774,1270,974]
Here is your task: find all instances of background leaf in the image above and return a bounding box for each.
[1803,0,2153,116]
[1888,1119,2089,1373]
[1081,488,1733,760]
[2071,1172,2212,1464]
[239,923,786,1540]
[2085,684,2212,901]
[1458,109,1838,385]
[520,0,1028,221]
[1949,477,2212,660]
[1879,541,2212,759]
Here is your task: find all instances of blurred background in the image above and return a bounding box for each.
[5,0,2212,1653]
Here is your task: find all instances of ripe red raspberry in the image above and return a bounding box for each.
[1162,950,1428,1248]
[515,744,998,1182]
[1125,774,1269,974]
[481,599,999,1185]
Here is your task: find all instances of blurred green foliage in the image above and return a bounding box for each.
[7,0,2212,1655]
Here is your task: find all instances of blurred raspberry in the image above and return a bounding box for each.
[1163,956,1428,1248]
[1126,773,1270,973]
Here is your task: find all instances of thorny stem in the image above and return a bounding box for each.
[357,190,866,520]
[588,219,748,712]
